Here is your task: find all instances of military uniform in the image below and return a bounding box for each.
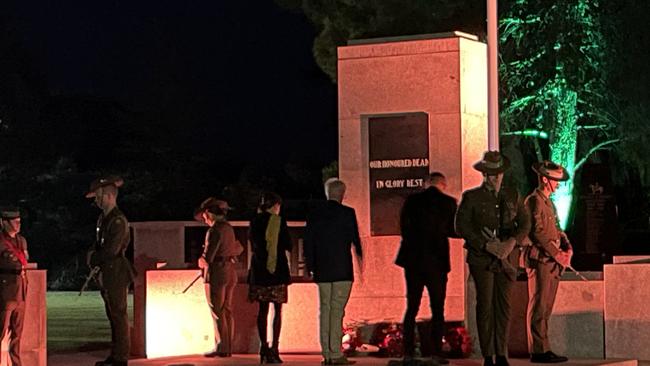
[525,162,571,362]
[203,220,242,356]
[86,176,133,365]
[455,151,530,364]
[0,209,28,366]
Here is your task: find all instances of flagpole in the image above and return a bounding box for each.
[487,0,499,150]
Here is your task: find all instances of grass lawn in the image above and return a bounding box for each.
[47,291,133,354]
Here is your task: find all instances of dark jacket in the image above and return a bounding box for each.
[455,184,530,273]
[0,231,28,302]
[396,187,458,273]
[89,207,134,287]
[248,212,292,286]
[202,219,243,283]
[304,200,363,283]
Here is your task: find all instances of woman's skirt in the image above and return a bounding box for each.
[248,284,288,303]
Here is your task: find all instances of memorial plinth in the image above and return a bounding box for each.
[0,268,46,366]
[604,263,650,361]
[144,270,321,357]
[338,33,487,326]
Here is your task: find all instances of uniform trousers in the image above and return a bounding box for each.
[469,264,514,357]
[0,299,25,366]
[205,261,238,353]
[100,272,130,362]
[526,260,560,354]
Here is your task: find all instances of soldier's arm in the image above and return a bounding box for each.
[527,196,560,257]
[455,192,485,251]
[511,193,531,243]
[204,228,221,264]
[94,216,129,264]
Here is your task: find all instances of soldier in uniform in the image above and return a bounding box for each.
[525,161,571,363]
[85,176,134,366]
[0,207,29,366]
[456,151,530,366]
[194,198,243,358]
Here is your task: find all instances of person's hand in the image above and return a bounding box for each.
[197,256,208,270]
[554,251,571,267]
[498,237,517,259]
[86,250,95,269]
[485,238,503,257]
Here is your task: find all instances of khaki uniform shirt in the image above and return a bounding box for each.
[89,207,134,286]
[525,189,572,260]
[456,184,531,272]
[0,231,28,302]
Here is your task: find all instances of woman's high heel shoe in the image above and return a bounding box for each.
[269,347,283,364]
[260,344,270,364]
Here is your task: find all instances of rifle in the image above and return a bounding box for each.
[181,270,204,294]
[79,266,100,296]
[564,264,589,282]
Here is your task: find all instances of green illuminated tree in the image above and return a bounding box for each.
[499,0,618,228]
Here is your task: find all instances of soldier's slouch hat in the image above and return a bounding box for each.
[473,151,511,174]
[193,197,229,221]
[0,206,21,220]
[532,160,569,181]
[85,176,124,198]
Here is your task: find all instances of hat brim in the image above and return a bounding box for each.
[532,163,570,181]
[473,156,511,174]
[85,177,124,198]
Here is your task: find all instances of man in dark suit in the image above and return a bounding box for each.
[0,207,29,366]
[304,178,363,366]
[396,172,458,366]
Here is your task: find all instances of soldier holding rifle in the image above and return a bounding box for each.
[194,198,242,358]
[86,176,134,366]
[524,161,572,363]
[0,207,29,366]
[456,151,530,366]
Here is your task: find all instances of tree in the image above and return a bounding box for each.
[499,0,619,228]
[279,0,485,81]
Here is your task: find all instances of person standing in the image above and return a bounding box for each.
[396,172,458,366]
[194,198,243,358]
[304,178,363,366]
[525,161,571,363]
[248,192,292,364]
[86,176,134,366]
[0,207,29,366]
[455,151,530,366]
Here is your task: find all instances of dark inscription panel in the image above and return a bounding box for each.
[369,113,429,236]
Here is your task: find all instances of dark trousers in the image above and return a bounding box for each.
[0,300,26,366]
[402,267,448,357]
[100,277,130,362]
[469,264,514,357]
[526,261,560,354]
[205,261,238,353]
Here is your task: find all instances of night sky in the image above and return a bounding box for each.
[4,0,338,168]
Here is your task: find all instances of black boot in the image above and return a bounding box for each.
[495,355,509,366]
[269,347,283,364]
[260,343,271,364]
[484,356,495,366]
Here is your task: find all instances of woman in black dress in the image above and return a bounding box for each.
[248,192,292,364]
